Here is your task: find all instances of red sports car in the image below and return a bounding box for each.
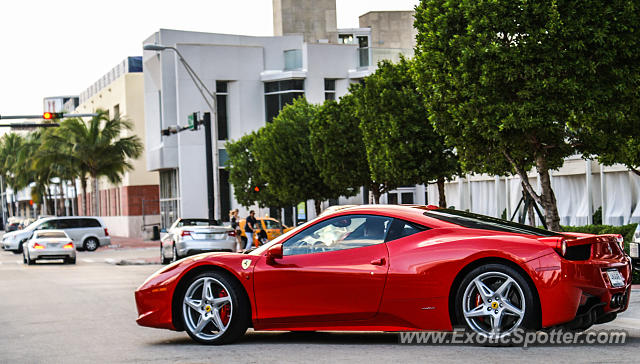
[135,205,632,344]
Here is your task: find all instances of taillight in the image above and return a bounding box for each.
[63,242,74,249]
[181,231,191,237]
[33,243,45,250]
[228,230,236,237]
[104,228,109,236]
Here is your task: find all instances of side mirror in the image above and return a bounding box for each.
[266,244,283,264]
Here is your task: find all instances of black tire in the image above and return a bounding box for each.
[24,249,35,265]
[181,271,250,345]
[22,249,28,264]
[83,237,99,252]
[14,241,25,254]
[172,244,179,262]
[455,264,538,339]
[161,244,171,264]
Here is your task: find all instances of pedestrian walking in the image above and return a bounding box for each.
[244,210,257,251]
[229,209,242,252]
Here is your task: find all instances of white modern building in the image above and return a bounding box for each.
[143,0,416,228]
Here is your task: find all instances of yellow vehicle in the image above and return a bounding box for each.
[238,217,293,247]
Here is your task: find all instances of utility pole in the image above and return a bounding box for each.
[203,112,216,225]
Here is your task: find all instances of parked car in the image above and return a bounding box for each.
[136,205,632,345]
[2,216,110,253]
[160,218,237,264]
[238,217,293,247]
[23,230,76,265]
[5,221,21,232]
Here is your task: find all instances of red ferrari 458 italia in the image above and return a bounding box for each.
[135,205,632,344]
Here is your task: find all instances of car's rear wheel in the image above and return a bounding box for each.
[83,238,99,252]
[161,244,171,264]
[455,264,537,338]
[24,249,35,265]
[181,271,249,345]
[66,257,76,264]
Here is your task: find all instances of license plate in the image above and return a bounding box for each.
[630,243,639,258]
[606,269,625,288]
[197,233,224,240]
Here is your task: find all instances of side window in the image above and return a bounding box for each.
[263,219,282,229]
[79,218,101,228]
[385,219,429,242]
[283,214,392,256]
[56,219,73,229]
[37,221,56,230]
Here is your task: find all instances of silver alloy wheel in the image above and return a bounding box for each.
[462,271,526,337]
[183,277,233,341]
[84,238,98,251]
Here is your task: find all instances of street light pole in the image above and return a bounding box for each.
[144,44,221,222]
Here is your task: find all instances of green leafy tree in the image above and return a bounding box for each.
[353,58,459,206]
[226,132,285,209]
[412,0,629,230]
[309,96,384,203]
[253,98,340,215]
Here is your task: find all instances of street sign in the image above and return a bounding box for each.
[188,114,194,129]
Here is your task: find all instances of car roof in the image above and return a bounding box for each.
[327,204,437,218]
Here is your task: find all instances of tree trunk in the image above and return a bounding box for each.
[93,177,100,216]
[314,199,322,216]
[371,189,381,204]
[80,177,88,216]
[536,156,561,231]
[437,176,447,208]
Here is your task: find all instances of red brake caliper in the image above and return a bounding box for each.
[475,294,485,323]
[218,289,230,325]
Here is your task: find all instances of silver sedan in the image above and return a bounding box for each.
[23,230,76,265]
[160,219,237,264]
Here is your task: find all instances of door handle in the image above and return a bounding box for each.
[370,257,386,266]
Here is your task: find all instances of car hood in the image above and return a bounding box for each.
[2,229,32,240]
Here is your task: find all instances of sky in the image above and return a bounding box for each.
[0,0,419,117]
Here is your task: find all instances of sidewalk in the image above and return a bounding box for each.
[106,236,159,250]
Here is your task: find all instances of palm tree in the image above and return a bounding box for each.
[44,110,143,215]
[0,133,26,216]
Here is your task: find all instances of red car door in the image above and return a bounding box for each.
[252,214,392,325]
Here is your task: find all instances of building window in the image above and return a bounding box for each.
[324,79,336,101]
[219,169,231,222]
[113,104,120,118]
[264,79,305,122]
[159,169,180,229]
[284,49,302,70]
[216,81,228,140]
[358,36,369,67]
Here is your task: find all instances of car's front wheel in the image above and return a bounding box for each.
[455,264,537,338]
[181,271,250,345]
[161,244,171,264]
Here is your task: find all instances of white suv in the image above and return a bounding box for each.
[2,216,110,253]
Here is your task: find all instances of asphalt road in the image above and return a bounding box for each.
[1,246,639,363]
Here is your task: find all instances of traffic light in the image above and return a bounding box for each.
[254,186,260,192]
[43,112,63,120]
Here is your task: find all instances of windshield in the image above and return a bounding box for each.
[424,209,562,237]
[35,231,67,239]
[249,218,319,255]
